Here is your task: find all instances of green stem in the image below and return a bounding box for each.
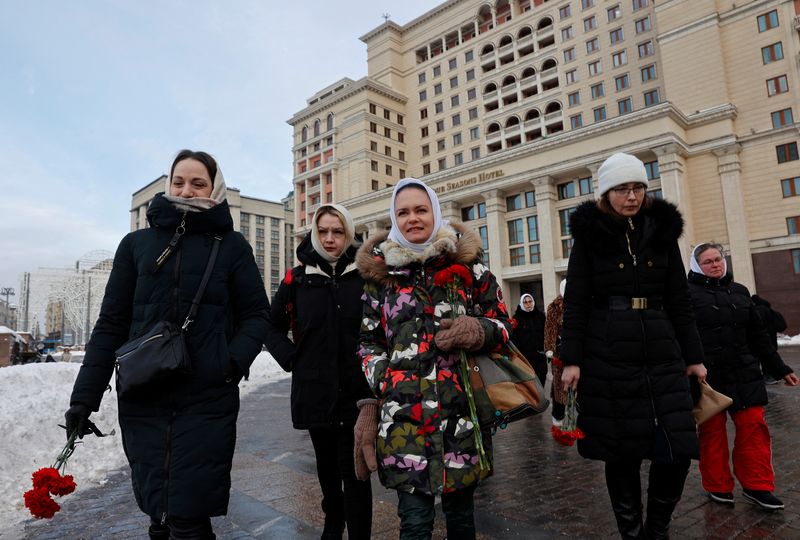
[53,431,78,474]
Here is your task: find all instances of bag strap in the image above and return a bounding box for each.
[182,235,223,331]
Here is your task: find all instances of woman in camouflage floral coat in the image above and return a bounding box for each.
[356,178,511,540]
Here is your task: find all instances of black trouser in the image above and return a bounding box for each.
[309,424,373,540]
[397,485,476,540]
[604,459,690,540]
[148,516,214,540]
[530,353,547,388]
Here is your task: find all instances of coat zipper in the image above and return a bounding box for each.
[116,334,164,360]
[160,410,177,524]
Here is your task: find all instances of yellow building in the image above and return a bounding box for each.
[288,0,800,330]
[131,176,295,297]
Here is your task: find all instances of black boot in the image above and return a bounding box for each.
[644,460,690,540]
[605,460,646,539]
[149,518,170,540]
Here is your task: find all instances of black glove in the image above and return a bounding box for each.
[64,404,93,440]
[224,358,243,383]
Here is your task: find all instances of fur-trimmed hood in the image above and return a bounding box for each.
[569,198,684,254]
[356,222,482,284]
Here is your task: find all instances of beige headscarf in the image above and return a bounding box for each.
[310,203,360,262]
[163,161,228,213]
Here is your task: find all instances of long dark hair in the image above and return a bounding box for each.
[170,149,218,186]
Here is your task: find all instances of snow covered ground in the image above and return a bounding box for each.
[0,351,288,529]
[778,333,800,346]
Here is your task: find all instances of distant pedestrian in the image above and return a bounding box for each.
[65,150,269,539]
[687,242,799,510]
[266,203,373,540]
[355,178,512,540]
[560,152,707,539]
[512,293,546,385]
[544,279,567,426]
[61,348,72,363]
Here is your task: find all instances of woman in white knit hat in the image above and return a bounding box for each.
[559,152,707,539]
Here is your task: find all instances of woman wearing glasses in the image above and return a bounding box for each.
[560,152,706,539]
[687,242,798,510]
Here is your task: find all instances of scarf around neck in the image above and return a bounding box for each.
[162,162,228,212]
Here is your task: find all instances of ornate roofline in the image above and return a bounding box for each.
[287,77,408,125]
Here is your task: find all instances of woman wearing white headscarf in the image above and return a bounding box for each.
[354,178,512,540]
[266,203,373,539]
[512,293,547,385]
[687,242,797,510]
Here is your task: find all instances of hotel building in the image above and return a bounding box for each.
[288,0,800,331]
[131,177,294,297]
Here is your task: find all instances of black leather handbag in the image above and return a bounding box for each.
[114,235,221,398]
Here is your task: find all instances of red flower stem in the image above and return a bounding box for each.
[53,431,78,474]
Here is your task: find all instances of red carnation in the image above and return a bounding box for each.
[24,487,61,519]
[32,468,61,490]
[433,265,473,288]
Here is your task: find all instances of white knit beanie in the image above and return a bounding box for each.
[597,152,649,196]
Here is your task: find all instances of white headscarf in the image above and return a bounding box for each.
[690,243,728,276]
[387,178,448,254]
[163,157,227,213]
[519,293,535,312]
[310,203,359,262]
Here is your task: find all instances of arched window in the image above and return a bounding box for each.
[499,34,513,48]
[505,116,520,128]
[487,122,502,134]
[518,26,533,39]
[301,126,308,142]
[478,5,493,32]
[326,113,334,131]
[502,75,516,87]
[481,43,495,56]
[545,101,562,114]
[521,67,536,79]
[541,58,557,71]
[484,82,498,94]
[537,17,553,31]
[524,109,541,121]
[313,119,321,137]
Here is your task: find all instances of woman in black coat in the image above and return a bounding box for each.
[513,293,547,385]
[266,203,373,540]
[687,242,798,510]
[560,152,706,540]
[65,150,270,539]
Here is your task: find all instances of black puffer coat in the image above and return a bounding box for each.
[69,194,269,520]
[266,233,372,429]
[560,199,704,463]
[687,271,792,410]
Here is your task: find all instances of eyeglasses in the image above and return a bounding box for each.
[610,185,646,197]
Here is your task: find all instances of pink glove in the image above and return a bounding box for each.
[435,315,485,351]
[353,398,379,481]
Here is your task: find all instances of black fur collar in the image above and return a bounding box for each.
[569,198,684,253]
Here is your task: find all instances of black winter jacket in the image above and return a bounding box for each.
[560,199,704,463]
[266,233,372,429]
[512,306,546,368]
[69,194,269,521]
[687,271,792,410]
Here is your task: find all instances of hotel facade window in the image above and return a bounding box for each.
[762,42,783,64]
[766,75,788,96]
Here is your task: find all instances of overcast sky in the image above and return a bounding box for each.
[0,0,435,296]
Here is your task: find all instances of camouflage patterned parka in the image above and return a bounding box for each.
[356,222,512,496]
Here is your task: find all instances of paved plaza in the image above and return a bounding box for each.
[17,346,800,539]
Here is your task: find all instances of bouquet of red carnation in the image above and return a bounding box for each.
[23,432,79,519]
[551,388,585,447]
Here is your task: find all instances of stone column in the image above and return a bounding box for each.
[654,144,693,265]
[481,189,507,296]
[365,220,384,241]
[440,200,460,222]
[586,162,601,198]
[532,175,559,303]
[714,145,755,290]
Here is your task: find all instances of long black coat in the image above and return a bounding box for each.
[266,234,372,429]
[560,199,704,463]
[69,194,269,520]
[687,271,792,410]
[512,306,546,382]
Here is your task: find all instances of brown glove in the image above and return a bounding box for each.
[435,315,485,351]
[353,398,380,481]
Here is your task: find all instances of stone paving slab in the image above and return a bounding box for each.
[15,346,800,540]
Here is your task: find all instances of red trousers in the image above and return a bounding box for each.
[698,406,775,492]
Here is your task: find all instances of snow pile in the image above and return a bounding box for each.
[778,333,800,346]
[0,351,288,528]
